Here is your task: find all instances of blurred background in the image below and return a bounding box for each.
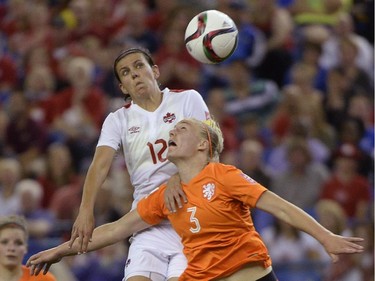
[0,0,373,280]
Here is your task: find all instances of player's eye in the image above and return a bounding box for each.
[121,69,129,76]
[0,239,8,245]
[15,240,25,246]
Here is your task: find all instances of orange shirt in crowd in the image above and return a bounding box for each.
[19,265,56,281]
[138,162,272,281]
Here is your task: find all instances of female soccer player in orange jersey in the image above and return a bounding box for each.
[27,118,364,281]
[0,215,56,281]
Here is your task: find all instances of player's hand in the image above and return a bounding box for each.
[26,248,62,276]
[164,173,187,213]
[323,233,364,263]
[68,209,95,253]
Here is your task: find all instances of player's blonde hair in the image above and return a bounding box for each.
[193,118,224,161]
[0,215,29,241]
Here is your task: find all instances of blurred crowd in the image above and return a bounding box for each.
[0,0,373,281]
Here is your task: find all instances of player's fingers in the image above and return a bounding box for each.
[82,234,92,253]
[330,253,339,263]
[169,199,177,213]
[34,263,44,276]
[29,264,36,275]
[346,237,364,242]
[174,195,183,209]
[178,189,188,204]
[77,232,85,254]
[68,231,78,248]
[165,194,177,213]
[27,254,40,267]
[44,263,52,275]
[342,237,364,251]
[344,243,364,252]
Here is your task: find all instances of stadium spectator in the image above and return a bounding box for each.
[319,12,374,80]
[333,116,373,178]
[113,1,160,54]
[346,93,374,157]
[284,40,329,94]
[270,137,330,213]
[205,87,241,164]
[218,59,280,126]
[3,92,48,170]
[0,158,23,216]
[15,179,56,239]
[36,142,79,209]
[266,119,330,176]
[42,56,108,172]
[154,4,202,90]
[250,0,295,87]
[319,143,372,223]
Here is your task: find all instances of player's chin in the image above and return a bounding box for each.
[166,150,177,161]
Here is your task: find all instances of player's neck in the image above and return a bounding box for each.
[134,91,163,112]
[0,265,22,281]
[175,158,207,184]
[133,88,164,112]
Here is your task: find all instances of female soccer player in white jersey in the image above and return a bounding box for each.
[68,47,211,281]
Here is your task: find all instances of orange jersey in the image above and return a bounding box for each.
[19,265,56,281]
[138,162,272,280]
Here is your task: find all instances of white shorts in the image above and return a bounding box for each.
[124,222,187,280]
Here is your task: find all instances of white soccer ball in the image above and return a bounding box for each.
[184,10,238,64]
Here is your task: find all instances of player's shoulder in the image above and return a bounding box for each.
[208,162,239,175]
[167,88,200,96]
[166,88,205,105]
[106,102,133,118]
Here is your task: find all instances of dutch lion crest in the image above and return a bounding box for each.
[203,183,215,201]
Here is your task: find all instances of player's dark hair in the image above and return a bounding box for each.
[113,47,155,82]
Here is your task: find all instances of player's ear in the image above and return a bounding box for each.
[119,83,125,93]
[197,139,209,153]
[152,65,160,79]
[119,83,129,94]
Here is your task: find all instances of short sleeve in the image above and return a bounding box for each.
[137,186,168,225]
[220,165,267,208]
[184,90,210,121]
[97,112,122,150]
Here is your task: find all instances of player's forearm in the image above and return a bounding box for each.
[80,164,110,210]
[258,191,333,247]
[79,146,116,210]
[274,199,333,246]
[54,221,122,257]
[68,210,150,255]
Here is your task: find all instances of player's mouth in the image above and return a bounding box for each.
[134,81,144,89]
[168,140,177,147]
[6,254,18,260]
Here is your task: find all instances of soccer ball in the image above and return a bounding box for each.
[184,10,238,64]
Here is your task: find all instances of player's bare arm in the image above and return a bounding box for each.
[69,146,117,253]
[256,191,364,262]
[28,210,150,276]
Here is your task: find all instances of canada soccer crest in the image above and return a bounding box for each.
[163,112,176,123]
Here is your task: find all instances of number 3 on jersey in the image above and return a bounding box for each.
[188,207,201,233]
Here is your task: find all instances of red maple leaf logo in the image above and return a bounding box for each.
[163,112,176,123]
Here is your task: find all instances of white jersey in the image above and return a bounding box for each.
[97,88,210,210]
